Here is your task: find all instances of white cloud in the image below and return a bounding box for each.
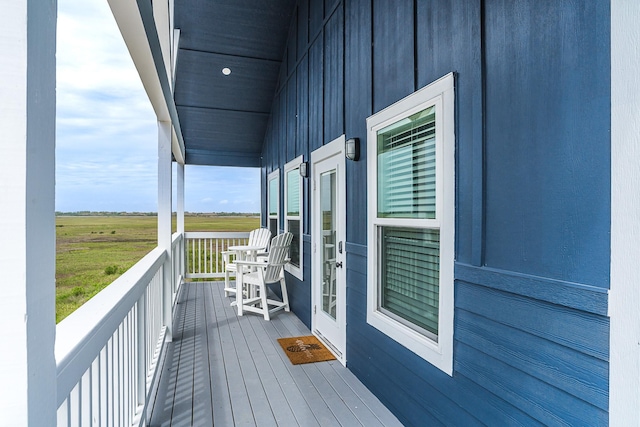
[55,0,262,213]
[56,0,157,211]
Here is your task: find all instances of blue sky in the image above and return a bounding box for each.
[56,0,260,213]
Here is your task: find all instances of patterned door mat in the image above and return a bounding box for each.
[277,335,337,365]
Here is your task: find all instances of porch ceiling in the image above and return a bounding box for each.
[174,0,296,167]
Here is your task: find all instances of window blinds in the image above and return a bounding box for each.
[377,106,436,219]
[286,169,300,216]
[269,177,278,216]
[379,227,440,338]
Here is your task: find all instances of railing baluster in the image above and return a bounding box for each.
[190,238,195,275]
[215,239,220,274]
[137,293,147,411]
[209,238,213,274]
[115,327,120,427]
[108,337,113,427]
[183,232,251,280]
[127,315,131,425]
[197,238,202,275]
[98,345,104,427]
[81,367,90,426]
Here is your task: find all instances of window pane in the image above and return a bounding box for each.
[269,218,278,237]
[286,168,300,216]
[377,106,436,219]
[321,170,337,320]
[287,219,300,268]
[379,226,439,339]
[269,177,278,215]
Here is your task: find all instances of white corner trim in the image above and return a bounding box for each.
[610,1,640,425]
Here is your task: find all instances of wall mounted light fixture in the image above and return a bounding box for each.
[299,161,309,178]
[345,138,360,161]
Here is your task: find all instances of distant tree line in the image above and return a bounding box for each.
[55,211,260,217]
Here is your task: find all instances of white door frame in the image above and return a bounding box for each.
[311,135,347,365]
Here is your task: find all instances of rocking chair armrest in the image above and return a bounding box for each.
[234,260,267,267]
[221,251,235,263]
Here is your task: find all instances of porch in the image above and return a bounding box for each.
[54,231,400,426]
[149,280,401,426]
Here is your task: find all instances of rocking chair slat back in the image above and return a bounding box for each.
[249,228,272,250]
[264,232,293,283]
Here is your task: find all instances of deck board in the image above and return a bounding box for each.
[206,277,237,425]
[149,281,402,426]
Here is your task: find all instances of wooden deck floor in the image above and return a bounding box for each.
[149,281,402,427]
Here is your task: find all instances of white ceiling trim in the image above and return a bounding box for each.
[107,0,186,164]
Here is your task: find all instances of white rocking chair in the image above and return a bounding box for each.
[223,227,271,297]
[234,232,293,320]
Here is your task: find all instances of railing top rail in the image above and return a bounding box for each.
[184,231,250,239]
[172,231,183,245]
[55,247,167,405]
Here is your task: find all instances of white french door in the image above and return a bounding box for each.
[311,135,346,365]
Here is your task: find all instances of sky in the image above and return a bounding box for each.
[56,0,261,213]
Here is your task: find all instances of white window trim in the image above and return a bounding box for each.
[284,156,304,280]
[366,72,455,375]
[268,169,280,237]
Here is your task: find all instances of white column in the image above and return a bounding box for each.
[610,0,640,425]
[177,162,185,235]
[0,0,57,424]
[158,120,173,341]
[177,162,185,277]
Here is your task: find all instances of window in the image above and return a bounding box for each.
[268,169,279,238]
[284,156,304,280]
[366,73,455,375]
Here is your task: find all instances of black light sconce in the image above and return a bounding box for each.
[345,138,360,161]
[299,161,309,178]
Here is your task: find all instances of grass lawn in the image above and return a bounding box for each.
[56,214,260,322]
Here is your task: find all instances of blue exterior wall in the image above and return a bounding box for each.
[261,0,610,425]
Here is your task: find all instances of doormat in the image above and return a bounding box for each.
[277,335,337,365]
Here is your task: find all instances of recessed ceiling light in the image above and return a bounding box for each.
[222,67,231,76]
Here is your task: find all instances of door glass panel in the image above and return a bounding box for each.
[320,169,337,319]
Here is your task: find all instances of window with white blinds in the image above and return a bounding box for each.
[268,170,279,238]
[284,157,303,279]
[366,73,455,375]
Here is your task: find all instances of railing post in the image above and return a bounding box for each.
[158,120,173,342]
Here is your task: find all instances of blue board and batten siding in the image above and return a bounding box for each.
[261,1,611,425]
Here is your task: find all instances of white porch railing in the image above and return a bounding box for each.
[53,231,252,425]
[55,232,182,426]
[171,232,184,300]
[185,231,250,279]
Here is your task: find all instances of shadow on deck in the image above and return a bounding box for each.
[149,281,402,427]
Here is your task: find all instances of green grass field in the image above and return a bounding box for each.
[56,214,259,323]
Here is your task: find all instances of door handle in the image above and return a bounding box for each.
[336,261,343,268]
[338,241,343,254]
